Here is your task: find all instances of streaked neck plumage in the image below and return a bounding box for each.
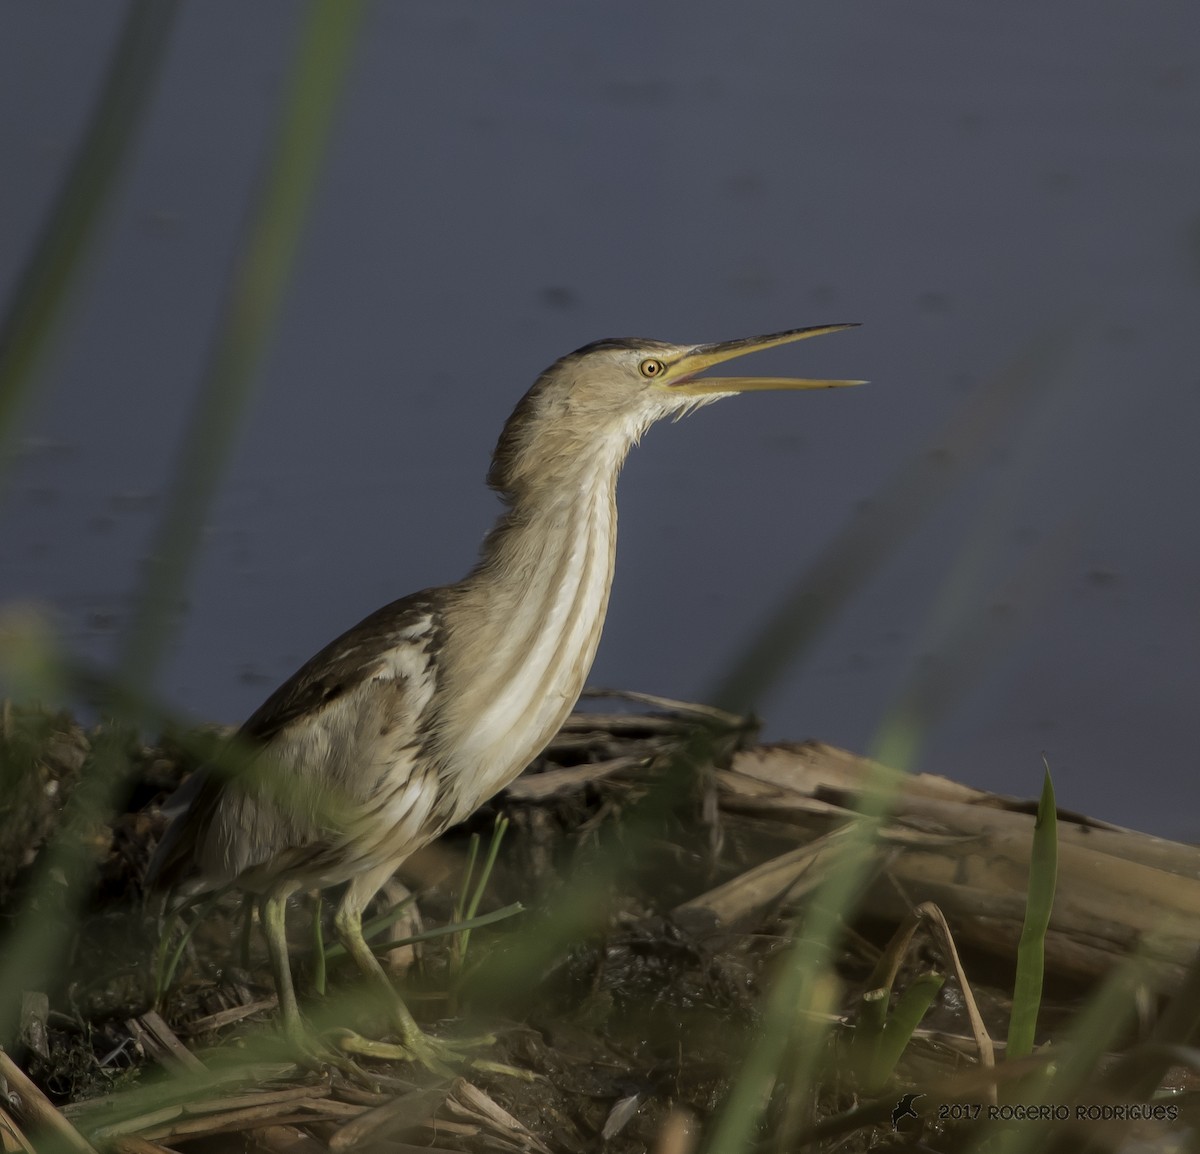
[434,407,652,820]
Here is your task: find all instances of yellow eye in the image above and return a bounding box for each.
[639,357,667,379]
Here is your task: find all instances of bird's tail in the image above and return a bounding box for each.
[143,765,211,901]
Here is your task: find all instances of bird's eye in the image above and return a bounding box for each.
[639,358,666,379]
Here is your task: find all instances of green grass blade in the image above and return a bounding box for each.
[1007,761,1058,1059]
[117,0,367,697]
[704,760,902,1153]
[320,901,526,962]
[458,815,509,963]
[851,986,889,1089]
[0,0,366,1048]
[370,903,526,957]
[311,893,327,996]
[454,833,481,927]
[0,0,179,480]
[968,952,1150,1154]
[872,972,945,1089]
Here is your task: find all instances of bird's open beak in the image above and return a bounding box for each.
[664,323,864,395]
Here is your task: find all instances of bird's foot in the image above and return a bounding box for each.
[277,1021,381,1088]
[330,1024,538,1082]
[397,1027,542,1082]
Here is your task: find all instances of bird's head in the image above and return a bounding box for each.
[488,323,862,497]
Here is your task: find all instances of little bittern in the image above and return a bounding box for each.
[148,323,860,1070]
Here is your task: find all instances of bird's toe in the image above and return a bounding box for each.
[279,1025,383,1089]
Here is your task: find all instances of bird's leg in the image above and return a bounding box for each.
[331,874,461,1075]
[261,889,374,1084]
[260,891,304,1044]
[329,867,524,1078]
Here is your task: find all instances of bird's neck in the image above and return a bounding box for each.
[435,444,628,816]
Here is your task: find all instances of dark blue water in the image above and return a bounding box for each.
[2,3,1198,838]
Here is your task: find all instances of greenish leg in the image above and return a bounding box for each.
[261,890,304,1044]
[331,866,529,1079]
[261,887,376,1085]
[333,898,427,1045]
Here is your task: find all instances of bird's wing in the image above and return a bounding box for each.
[147,591,444,893]
[240,591,442,745]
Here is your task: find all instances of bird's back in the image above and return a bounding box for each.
[147,591,447,897]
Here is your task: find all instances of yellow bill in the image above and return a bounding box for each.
[664,323,864,395]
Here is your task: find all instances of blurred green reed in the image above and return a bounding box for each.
[0,0,366,1054]
[0,1,179,482]
[0,3,1190,1150]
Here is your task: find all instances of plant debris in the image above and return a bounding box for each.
[1,694,1198,1151]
